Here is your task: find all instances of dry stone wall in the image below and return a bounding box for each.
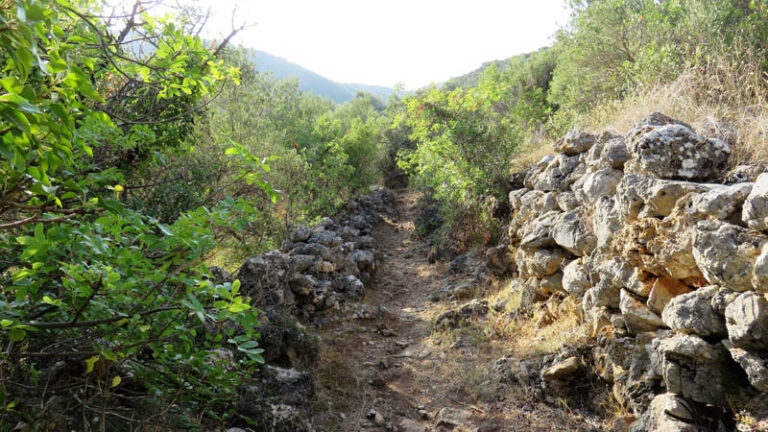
[490,112,768,431]
[214,189,395,432]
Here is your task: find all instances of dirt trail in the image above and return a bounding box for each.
[312,190,600,432]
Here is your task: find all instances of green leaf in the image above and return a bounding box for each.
[9,328,26,342]
[85,356,99,374]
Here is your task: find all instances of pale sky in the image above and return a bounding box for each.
[134,0,572,89]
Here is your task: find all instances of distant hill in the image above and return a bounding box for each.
[246,49,393,103]
[442,51,536,90]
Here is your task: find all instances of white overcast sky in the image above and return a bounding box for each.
[134,0,572,89]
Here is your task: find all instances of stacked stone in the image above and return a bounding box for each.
[497,113,768,430]
[229,189,395,320]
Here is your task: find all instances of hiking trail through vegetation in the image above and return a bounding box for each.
[312,190,602,432]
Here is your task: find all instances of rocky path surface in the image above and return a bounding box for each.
[311,190,601,432]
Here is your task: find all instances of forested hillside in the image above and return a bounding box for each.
[1,0,768,431]
[247,49,394,103]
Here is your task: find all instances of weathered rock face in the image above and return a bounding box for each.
[661,286,726,337]
[555,130,596,155]
[692,220,766,292]
[657,334,738,405]
[630,393,700,432]
[725,291,768,351]
[743,173,768,231]
[619,290,666,334]
[551,209,597,256]
[562,259,590,299]
[625,123,731,181]
[490,113,768,428]
[578,168,623,206]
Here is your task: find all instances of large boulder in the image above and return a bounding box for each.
[661,286,726,337]
[743,172,768,231]
[625,122,730,181]
[724,291,768,350]
[657,334,739,405]
[691,220,766,292]
[551,209,597,256]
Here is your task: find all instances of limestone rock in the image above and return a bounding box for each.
[528,154,585,192]
[508,188,529,211]
[725,291,768,350]
[601,137,631,169]
[556,191,580,212]
[725,164,765,184]
[625,112,691,144]
[563,259,591,299]
[743,172,768,231]
[555,130,596,155]
[519,190,561,213]
[584,280,621,309]
[710,287,738,315]
[593,196,623,248]
[578,168,623,206]
[617,174,713,220]
[647,277,693,314]
[691,182,752,221]
[629,393,698,432]
[661,286,726,337]
[619,290,666,334]
[399,418,426,432]
[615,217,703,283]
[657,334,737,405]
[519,211,560,249]
[435,407,473,429]
[516,247,569,278]
[753,242,768,293]
[692,220,766,292]
[625,123,730,181]
[722,340,768,392]
[542,356,581,381]
[551,209,597,256]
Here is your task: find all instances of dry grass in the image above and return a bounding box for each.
[578,40,768,166]
[487,284,589,358]
[511,141,555,172]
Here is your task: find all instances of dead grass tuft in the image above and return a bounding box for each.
[488,285,589,358]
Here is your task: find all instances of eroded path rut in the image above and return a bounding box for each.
[312,190,601,432]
